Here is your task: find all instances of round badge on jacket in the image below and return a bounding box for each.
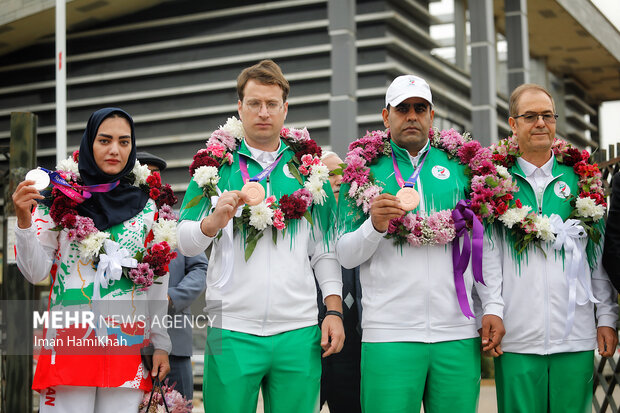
[431,165,450,180]
[553,181,571,199]
[283,164,295,179]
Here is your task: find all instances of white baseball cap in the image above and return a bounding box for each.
[385,75,433,107]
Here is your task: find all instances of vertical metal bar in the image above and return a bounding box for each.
[3,112,37,413]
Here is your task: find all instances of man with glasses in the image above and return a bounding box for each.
[484,83,618,412]
[177,59,344,412]
[336,75,505,412]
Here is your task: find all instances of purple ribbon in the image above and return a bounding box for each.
[239,153,283,184]
[41,167,119,203]
[390,150,429,188]
[451,199,485,319]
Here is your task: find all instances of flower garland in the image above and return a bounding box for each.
[485,135,606,252]
[342,128,509,247]
[139,381,192,413]
[185,117,329,259]
[49,151,178,290]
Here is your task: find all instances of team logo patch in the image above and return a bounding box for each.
[431,165,450,180]
[283,164,295,179]
[553,181,571,199]
[123,220,139,231]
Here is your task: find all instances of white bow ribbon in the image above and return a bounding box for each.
[209,190,242,289]
[549,214,598,338]
[93,239,138,300]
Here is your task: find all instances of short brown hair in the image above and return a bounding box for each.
[509,83,556,117]
[237,59,290,102]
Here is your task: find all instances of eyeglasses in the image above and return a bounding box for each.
[244,99,284,115]
[512,112,559,124]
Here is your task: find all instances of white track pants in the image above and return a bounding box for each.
[39,386,144,413]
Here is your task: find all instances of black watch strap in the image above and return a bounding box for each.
[324,310,344,321]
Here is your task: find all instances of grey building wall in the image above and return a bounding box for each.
[0,0,602,205]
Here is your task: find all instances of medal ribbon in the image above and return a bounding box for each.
[391,149,429,188]
[40,167,120,203]
[238,153,284,184]
[451,199,485,319]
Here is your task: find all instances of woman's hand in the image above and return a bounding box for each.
[151,349,170,381]
[12,180,44,229]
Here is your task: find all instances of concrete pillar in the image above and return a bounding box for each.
[454,0,467,71]
[3,112,37,413]
[505,0,530,93]
[469,0,497,145]
[328,0,357,158]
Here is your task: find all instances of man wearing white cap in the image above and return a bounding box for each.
[336,75,505,412]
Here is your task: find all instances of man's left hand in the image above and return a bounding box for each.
[597,326,618,358]
[479,314,505,354]
[321,315,345,358]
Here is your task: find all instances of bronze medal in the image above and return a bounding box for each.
[241,181,266,206]
[396,187,420,211]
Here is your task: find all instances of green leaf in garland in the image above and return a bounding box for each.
[272,226,278,245]
[287,160,304,185]
[244,231,264,261]
[303,210,314,226]
[184,194,203,209]
[205,185,218,199]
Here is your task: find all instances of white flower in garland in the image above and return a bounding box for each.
[310,163,329,182]
[56,157,80,176]
[249,202,274,230]
[575,197,605,221]
[79,231,111,260]
[304,175,327,205]
[498,205,532,228]
[152,218,178,250]
[495,165,511,180]
[533,215,555,242]
[194,166,220,187]
[132,161,151,186]
[221,117,245,140]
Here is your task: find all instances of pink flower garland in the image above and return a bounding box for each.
[188,121,325,232]
[486,135,606,249]
[343,128,502,247]
[48,151,178,291]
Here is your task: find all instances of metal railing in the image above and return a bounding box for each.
[593,142,620,413]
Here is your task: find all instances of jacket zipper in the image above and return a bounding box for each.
[261,174,272,334]
[512,171,563,215]
[513,170,564,352]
